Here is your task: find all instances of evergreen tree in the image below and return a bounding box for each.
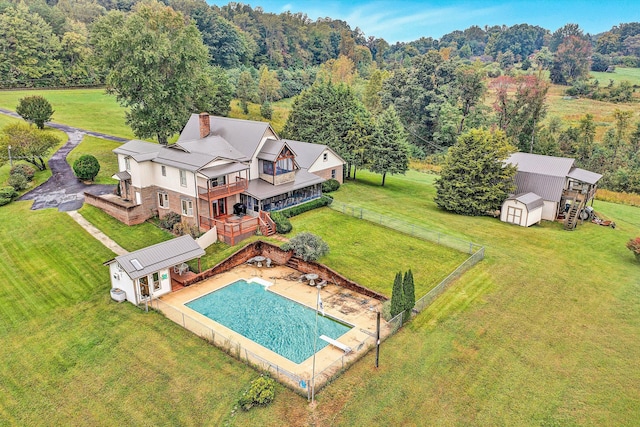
[402,270,415,322]
[390,271,404,319]
[435,129,517,216]
[369,106,410,186]
[283,80,366,160]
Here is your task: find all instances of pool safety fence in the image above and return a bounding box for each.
[329,201,484,255]
[150,298,379,398]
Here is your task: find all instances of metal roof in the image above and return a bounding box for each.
[245,169,324,199]
[199,162,249,179]
[111,235,205,280]
[510,192,544,210]
[112,171,131,181]
[568,167,602,185]
[513,171,566,202]
[507,152,575,177]
[114,140,160,162]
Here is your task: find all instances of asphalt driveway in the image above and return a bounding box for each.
[0,109,128,212]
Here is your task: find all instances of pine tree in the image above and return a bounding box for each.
[390,271,404,319]
[402,269,415,321]
[369,106,410,186]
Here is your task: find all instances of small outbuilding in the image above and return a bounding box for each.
[105,235,205,305]
[501,192,544,227]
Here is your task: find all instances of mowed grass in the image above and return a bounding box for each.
[290,208,468,296]
[591,66,640,86]
[67,136,121,184]
[0,89,134,139]
[0,204,268,426]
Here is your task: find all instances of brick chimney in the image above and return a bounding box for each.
[199,113,210,139]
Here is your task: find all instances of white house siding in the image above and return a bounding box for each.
[308,150,344,183]
[248,132,278,180]
[108,263,172,306]
[541,201,558,221]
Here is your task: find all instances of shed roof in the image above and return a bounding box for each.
[509,192,544,210]
[567,167,602,185]
[507,152,575,177]
[107,235,205,280]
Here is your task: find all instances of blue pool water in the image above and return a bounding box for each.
[186,279,352,364]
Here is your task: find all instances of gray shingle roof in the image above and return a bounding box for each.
[111,235,205,280]
[179,114,274,159]
[257,139,287,162]
[282,139,327,169]
[510,192,544,210]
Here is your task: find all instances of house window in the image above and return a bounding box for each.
[323,152,328,162]
[124,157,131,172]
[161,165,166,176]
[331,169,336,179]
[153,272,160,291]
[179,169,187,187]
[181,199,193,216]
[158,192,169,209]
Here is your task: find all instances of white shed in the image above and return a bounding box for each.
[501,192,544,227]
[105,235,205,305]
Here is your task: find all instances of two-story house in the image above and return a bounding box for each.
[86,114,345,244]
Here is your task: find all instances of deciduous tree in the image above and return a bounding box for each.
[16,96,54,129]
[90,2,220,145]
[0,123,60,171]
[550,36,592,85]
[435,129,516,216]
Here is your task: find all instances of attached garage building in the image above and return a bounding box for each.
[501,192,544,227]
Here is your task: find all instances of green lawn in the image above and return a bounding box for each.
[67,136,121,185]
[591,66,640,86]
[0,89,135,139]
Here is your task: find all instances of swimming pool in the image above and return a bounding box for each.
[186,279,352,364]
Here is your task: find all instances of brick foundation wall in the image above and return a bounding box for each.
[181,240,387,301]
[84,193,151,225]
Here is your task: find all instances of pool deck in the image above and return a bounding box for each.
[158,263,393,391]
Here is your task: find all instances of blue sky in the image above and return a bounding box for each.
[217,1,640,43]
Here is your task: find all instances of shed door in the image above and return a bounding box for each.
[506,206,523,225]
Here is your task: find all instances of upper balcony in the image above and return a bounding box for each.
[198,177,248,200]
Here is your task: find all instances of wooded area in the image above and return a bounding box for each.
[1,0,639,193]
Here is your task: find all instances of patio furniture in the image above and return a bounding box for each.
[265,257,272,268]
[316,279,327,288]
[306,273,319,286]
[174,263,189,275]
[253,256,266,267]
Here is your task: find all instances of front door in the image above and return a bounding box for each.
[139,276,150,298]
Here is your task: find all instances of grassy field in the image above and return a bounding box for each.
[2,167,639,425]
[67,136,121,185]
[0,89,135,139]
[591,66,640,86]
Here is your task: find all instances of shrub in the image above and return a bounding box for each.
[238,375,276,411]
[322,179,340,193]
[8,173,28,191]
[159,212,182,231]
[72,154,100,181]
[278,196,332,218]
[270,211,292,234]
[10,164,35,181]
[281,232,329,261]
[173,221,200,238]
[626,237,640,262]
[0,187,18,206]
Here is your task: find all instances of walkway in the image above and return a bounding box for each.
[0,109,127,211]
[67,210,128,256]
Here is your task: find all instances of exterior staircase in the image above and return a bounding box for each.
[258,211,277,236]
[285,257,300,270]
[564,198,584,231]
